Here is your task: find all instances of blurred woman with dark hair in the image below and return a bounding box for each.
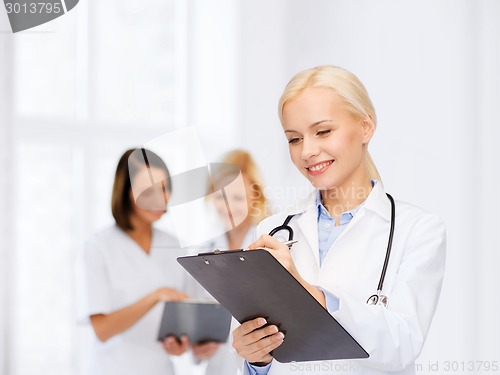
[76,148,189,375]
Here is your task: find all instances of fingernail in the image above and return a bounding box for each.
[257,318,267,326]
[276,332,285,340]
[270,326,278,333]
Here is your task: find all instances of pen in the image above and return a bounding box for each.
[283,240,298,248]
[239,240,298,252]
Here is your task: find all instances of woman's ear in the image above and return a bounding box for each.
[361,115,375,144]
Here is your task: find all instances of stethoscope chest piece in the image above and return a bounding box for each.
[366,291,388,307]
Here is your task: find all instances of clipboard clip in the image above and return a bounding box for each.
[198,248,247,265]
[197,248,245,256]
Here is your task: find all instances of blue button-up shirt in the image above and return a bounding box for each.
[316,190,363,266]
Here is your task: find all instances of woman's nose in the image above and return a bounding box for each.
[301,137,320,160]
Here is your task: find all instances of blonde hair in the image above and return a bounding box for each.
[211,150,269,225]
[278,65,382,182]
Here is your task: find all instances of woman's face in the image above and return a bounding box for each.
[212,174,255,230]
[282,87,374,192]
[129,166,170,224]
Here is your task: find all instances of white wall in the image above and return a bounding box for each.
[473,0,500,360]
[238,0,307,214]
[188,0,241,157]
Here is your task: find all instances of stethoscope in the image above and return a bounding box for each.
[268,193,395,307]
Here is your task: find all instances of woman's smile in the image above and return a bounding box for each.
[305,160,335,176]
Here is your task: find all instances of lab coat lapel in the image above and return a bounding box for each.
[319,182,392,268]
[329,182,391,245]
[363,181,392,222]
[326,207,367,251]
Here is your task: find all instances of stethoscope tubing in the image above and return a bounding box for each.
[268,214,295,242]
[376,193,395,293]
[269,193,396,307]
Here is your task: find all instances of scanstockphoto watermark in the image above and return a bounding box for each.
[419,360,500,373]
[288,361,418,373]
[289,361,359,372]
[289,360,500,373]
[260,183,375,217]
[3,0,79,33]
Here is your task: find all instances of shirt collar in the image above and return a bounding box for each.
[314,180,376,223]
[296,180,392,222]
[314,180,391,222]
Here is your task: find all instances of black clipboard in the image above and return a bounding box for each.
[157,300,231,344]
[177,249,369,363]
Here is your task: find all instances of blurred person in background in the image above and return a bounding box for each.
[185,149,270,375]
[76,148,193,375]
[207,149,269,250]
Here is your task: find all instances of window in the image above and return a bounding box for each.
[6,1,187,373]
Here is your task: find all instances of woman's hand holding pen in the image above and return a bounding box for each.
[248,235,302,280]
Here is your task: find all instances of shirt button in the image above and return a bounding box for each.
[325,223,331,228]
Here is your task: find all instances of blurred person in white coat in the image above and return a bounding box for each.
[232,66,446,375]
[185,149,271,375]
[204,149,269,251]
[76,148,202,375]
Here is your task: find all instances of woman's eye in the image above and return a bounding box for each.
[288,137,301,144]
[316,129,331,136]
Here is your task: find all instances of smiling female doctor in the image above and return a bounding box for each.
[232,66,446,375]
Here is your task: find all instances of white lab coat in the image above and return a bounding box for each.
[247,182,446,375]
[76,225,187,375]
